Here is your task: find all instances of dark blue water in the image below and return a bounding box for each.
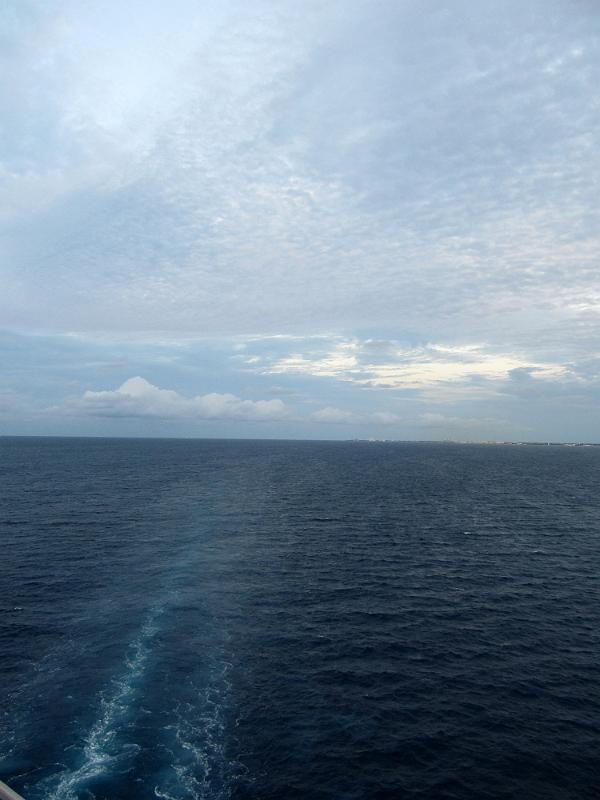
[1,438,600,799]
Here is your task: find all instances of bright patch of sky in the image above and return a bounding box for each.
[1,0,599,440]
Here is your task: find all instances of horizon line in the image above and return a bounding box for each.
[1,434,599,447]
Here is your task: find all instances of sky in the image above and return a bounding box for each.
[1,0,599,440]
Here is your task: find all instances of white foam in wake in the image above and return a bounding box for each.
[154,656,241,800]
[44,606,164,800]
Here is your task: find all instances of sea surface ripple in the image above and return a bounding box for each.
[1,438,600,799]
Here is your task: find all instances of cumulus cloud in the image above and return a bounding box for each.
[69,378,402,428]
[73,377,290,421]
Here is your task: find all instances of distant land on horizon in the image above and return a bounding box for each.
[2,434,600,447]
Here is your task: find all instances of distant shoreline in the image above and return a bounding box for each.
[1,435,599,447]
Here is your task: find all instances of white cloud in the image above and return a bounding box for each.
[74,377,290,421]
[68,378,403,427]
[263,338,567,392]
[268,342,360,378]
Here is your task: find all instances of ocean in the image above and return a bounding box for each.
[1,437,600,799]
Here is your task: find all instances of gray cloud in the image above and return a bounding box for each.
[1,0,598,343]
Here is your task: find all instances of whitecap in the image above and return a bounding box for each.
[43,605,165,800]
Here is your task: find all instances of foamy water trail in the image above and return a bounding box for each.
[154,656,241,800]
[42,604,165,800]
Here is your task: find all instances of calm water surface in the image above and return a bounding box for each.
[1,438,600,799]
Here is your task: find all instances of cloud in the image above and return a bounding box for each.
[309,406,402,426]
[309,406,356,424]
[71,377,290,421]
[69,377,402,427]
[1,2,600,440]
[262,337,567,392]
[1,0,598,346]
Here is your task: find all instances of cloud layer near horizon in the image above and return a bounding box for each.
[58,374,406,428]
[70,377,289,421]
